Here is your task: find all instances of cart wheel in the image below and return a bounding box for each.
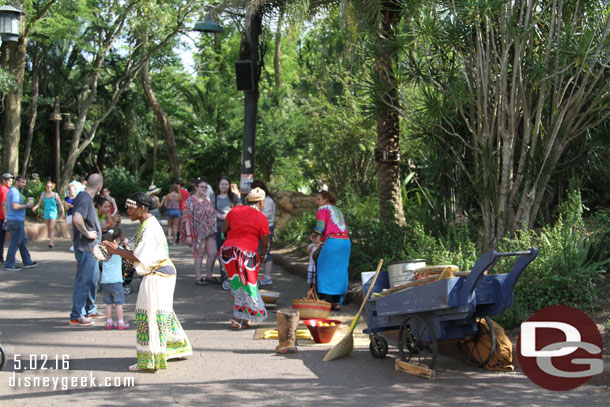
[398,314,438,370]
[222,279,231,291]
[459,316,497,368]
[123,285,133,295]
[369,335,388,359]
[0,344,6,371]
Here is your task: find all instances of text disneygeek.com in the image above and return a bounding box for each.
[8,372,135,391]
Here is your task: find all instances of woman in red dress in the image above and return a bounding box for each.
[219,187,270,329]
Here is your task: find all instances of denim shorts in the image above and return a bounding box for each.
[102,282,125,305]
[166,208,181,219]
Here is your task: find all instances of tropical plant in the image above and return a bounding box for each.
[399,0,610,250]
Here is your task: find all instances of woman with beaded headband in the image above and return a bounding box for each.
[103,192,192,371]
[219,187,270,329]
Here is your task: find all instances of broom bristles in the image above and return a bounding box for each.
[322,334,354,361]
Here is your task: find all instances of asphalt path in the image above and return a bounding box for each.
[0,219,606,406]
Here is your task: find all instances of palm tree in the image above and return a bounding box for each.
[353,0,407,225]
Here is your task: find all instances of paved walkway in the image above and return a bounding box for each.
[0,219,606,406]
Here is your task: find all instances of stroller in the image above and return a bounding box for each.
[220,267,230,291]
[122,258,137,295]
[0,331,6,371]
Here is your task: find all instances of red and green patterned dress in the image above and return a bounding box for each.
[219,205,270,322]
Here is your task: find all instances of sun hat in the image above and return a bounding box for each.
[246,187,266,202]
[146,185,161,196]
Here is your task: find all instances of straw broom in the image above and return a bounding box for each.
[323,259,384,362]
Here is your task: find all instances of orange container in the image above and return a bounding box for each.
[303,319,342,343]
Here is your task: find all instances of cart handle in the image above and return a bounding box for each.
[501,248,538,299]
[459,248,538,306]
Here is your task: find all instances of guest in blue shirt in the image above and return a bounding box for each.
[4,175,37,271]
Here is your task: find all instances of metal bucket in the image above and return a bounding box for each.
[387,259,426,287]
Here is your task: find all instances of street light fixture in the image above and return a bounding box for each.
[49,97,75,185]
[193,16,223,33]
[0,5,25,42]
[62,115,75,131]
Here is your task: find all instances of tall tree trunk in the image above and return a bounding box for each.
[140,58,181,178]
[20,45,41,176]
[96,136,106,171]
[151,123,158,184]
[1,35,27,175]
[0,0,57,176]
[375,2,406,226]
[273,4,285,89]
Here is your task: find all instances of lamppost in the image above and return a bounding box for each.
[0,5,25,42]
[0,5,26,175]
[195,7,262,194]
[49,97,75,185]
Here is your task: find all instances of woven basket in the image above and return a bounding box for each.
[291,298,331,320]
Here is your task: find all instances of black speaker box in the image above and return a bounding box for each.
[235,59,255,91]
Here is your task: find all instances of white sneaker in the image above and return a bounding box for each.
[259,275,272,286]
[69,246,74,251]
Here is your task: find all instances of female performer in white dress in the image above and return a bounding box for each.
[104,192,192,371]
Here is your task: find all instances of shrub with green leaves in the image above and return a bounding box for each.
[102,167,147,212]
[24,180,46,219]
[494,189,609,328]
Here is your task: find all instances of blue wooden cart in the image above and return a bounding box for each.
[362,249,538,369]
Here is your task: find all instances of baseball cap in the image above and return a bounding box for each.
[2,173,14,180]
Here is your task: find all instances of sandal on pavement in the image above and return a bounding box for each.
[331,303,342,311]
[230,319,249,330]
[204,276,220,284]
[105,321,116,330]
[129,364,148,372]
[128,363,157,372]
[117,322,130,330]
[195,278,208,286]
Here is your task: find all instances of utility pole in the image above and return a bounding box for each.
[238,10,262,194]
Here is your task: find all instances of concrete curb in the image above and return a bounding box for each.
[272,245,308,280]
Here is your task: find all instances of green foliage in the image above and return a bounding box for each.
[494,189,609,328]
[102,167,147,212]
[0,67,17,95]
[24,180,46,218]
[275,211,316,247]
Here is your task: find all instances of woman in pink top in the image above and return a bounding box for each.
[310,190,351,311]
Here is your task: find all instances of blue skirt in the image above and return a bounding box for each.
[317,237,351,296]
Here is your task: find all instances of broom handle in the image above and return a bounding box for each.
[351,259,384,328]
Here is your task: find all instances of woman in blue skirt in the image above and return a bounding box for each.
[309,190,351,311]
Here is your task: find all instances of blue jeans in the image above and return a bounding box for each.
[5,220,33,268]
[70,250,99,320]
